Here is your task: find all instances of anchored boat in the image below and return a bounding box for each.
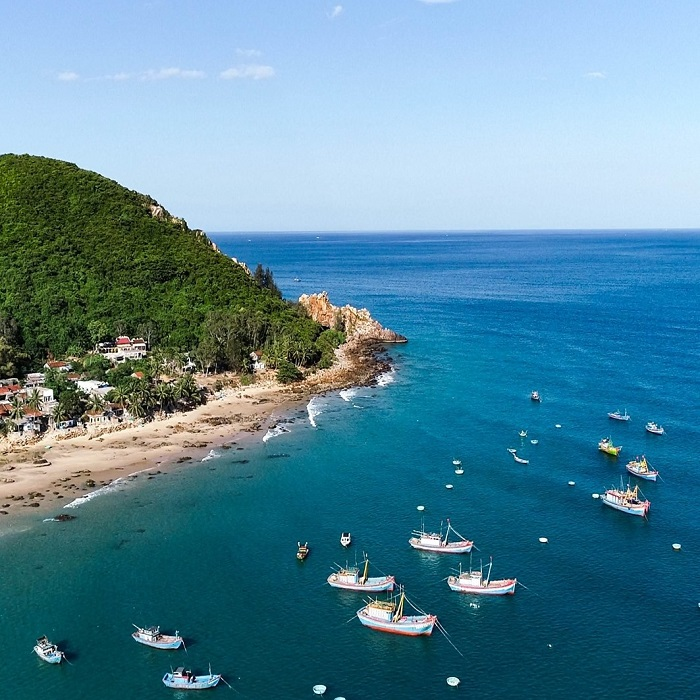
[162,666,221,690]
[598,437,622,456]
[530,391,541,402]
[626,455,659,482]
[327,556,395,592]
[132,625,183,650]
[297,542,310,560]
[409,519,473,554]
[447,558,516,596]
[608,409,631,421]
[340,532,352,547]
[645,421,665,435]
[33,636,64,664]
[601,481,650,517]
[356,588,437,636]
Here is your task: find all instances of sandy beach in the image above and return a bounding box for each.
[0,338,390,520]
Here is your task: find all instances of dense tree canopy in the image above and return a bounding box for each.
[0,154,332,375]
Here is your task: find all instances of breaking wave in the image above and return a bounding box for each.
[263,425,291,443]
[376,369,396,387]
[201,449,221,462]
[307,397,325,428]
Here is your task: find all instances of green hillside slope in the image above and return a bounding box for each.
[0,154,325,373]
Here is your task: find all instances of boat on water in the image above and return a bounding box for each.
[519,429,528,438]
[608,409,631,421]
[530,391,541,402]
[512,453,529,464]
[33,636,64,664]
[452,458,462,466]
[297,542,310,560]
[601,481,650,517]
[409,518,473,554]
[162,667,221,690]
[645,421,665,435]
[507,448,517,454]
[356,587,437,636]
[626,455,659,482]
[327,556,395,592]
[598,437,622,456]
[132,625,183,650]
[447,558,516,596]
[340,532,352,547]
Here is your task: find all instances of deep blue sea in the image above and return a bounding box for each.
[2,231,700,699]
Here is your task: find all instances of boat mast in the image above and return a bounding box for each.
[360,557,369,585]
[393,589,405,622]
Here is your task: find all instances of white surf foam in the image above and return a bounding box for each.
[263,425,291,443]
[63,478,129,509]
[339,388,360,402]
[307,397,325,427]
[376,369,396,387]
[201,449,220,462]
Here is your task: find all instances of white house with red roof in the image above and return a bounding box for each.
[95,336,148,364]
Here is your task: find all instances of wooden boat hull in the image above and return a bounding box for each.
[409,538,473,554]
[34,648,63,663]
[356,610,436,636]
[132,632,183,649]
[328,575,395,592]
[601,493,649,516]
[447,577,517,595]
[162,673,221,689]
[626,465,658,482]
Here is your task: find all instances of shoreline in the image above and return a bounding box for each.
[0,339,393,523]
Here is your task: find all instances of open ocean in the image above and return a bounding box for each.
[2,230,699,699]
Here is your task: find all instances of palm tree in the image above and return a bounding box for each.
[106,385,128,410]
[154,382,175,415]
[26,389,43,411]
[86,393,106,412]
[9,397,24,422]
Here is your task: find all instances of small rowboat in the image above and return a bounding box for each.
[340,532,352,547]
[297,542,310,560]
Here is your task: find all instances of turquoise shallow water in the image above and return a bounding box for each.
[2,231,700,698]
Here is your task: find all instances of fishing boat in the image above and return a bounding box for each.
[33,636,64,664]
[530,391,541,402]
[507,448,517,454]
[608,409,631,421]
[340,532,352,547]
[645,421,665,435]
[512,453,529,464]
[601,481,650,517]
[132,625,183,650]
[447,558,516,596]
[519,429,528,438]
[296,542,310,560]
[327,556,395,592]
[626,455,659,482]
[356,587,437,636]
[598,437,622,456]
[409,519,473,554]
[452,458,462,466]
[454,464,464,474]
[162,667,221,690]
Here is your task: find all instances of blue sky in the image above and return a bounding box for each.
[3,0,699,231]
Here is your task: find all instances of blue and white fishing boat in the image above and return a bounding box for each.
[327,556,395,592]
[162,667,221,690]
[608,409,631,421]
[132,624,183,649]
[409,518,473,554]
[356,588,437,636]
[33,636,64,664]
[645,421,665,435]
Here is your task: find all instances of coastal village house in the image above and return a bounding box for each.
[95,336,148,364]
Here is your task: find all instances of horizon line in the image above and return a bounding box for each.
[209,227,700,235]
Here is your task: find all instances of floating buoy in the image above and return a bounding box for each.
[592,493,600,499]
[531,439,539,445]
[334,697,347,700]
[446,677,461,687]
[555,424,562,428]
[568,481,575,486]
[446,484,454,489]
[539,537,548,543]
[313,685,327,696]
[417,505,425,511]
[672,543,682,551]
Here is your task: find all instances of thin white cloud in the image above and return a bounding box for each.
[57,71,79,82]
[236,48,262,58]
[329,4,343,18]
[220,64,275,80]
[417,0,459,4]
[584,71,607,79]
[140,67,206,81]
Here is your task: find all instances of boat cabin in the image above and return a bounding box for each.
[366,600,396,622]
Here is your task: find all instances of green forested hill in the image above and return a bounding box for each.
[0,154,330,375]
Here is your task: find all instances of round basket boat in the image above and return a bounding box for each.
[446,677,461,687]
[312,685,327,695]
